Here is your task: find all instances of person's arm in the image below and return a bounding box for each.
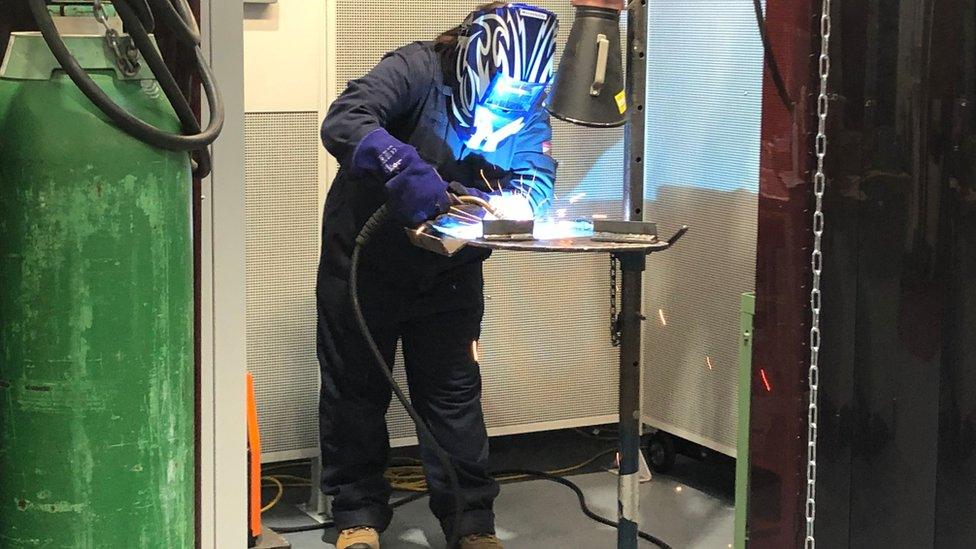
[503,110,558,216]
[320,45,429,168]
[321,45,462,224]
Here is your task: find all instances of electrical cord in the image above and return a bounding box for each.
[261,476,284,513]
[26,0,224,160]
[752,0,795,113]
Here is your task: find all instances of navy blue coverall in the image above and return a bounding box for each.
[317,41,556,537]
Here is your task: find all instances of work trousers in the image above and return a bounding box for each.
[317,261,499,538]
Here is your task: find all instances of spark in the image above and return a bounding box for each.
[706,356,714,370]
[760,368,772,392]
[675,486,683,493]
[480,169,496,193]
[414,224,426,236]
[658,309,668,326]
[471,341,480,362]
[450,206,481,223]
[556,208,567,218]
[591,213,608,219]
[569,192,587,204]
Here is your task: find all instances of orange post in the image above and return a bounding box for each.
[246,373,263,540]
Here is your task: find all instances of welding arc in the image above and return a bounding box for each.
[350,205,465,549]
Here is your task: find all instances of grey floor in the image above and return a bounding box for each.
[267,471,733,549]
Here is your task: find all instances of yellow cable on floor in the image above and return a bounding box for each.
[260,447,623,500]
[261,476,284,513]
[386,448,619,491]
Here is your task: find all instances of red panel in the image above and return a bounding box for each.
[747,1,820,547]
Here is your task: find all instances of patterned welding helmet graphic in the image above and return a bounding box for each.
[448,3,559,139]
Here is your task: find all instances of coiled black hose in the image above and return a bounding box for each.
[26,0,224,175]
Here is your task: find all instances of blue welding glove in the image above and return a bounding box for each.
[352,128,422,179]
[385,162,453,225]
[353,128,452,224]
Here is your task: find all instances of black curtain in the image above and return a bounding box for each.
[818,0,976,547]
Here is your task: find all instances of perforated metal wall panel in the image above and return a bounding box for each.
[333,0,626,440]
[641,1,763,456]
[244,112,321,456]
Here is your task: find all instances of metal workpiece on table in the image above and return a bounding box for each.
[467,236,669,254]
[482,219,535,241]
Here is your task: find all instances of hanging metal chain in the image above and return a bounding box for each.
[807,0,831,547]
[610,256,621,347]
[93,0,141,77]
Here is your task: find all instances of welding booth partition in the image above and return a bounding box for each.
[745,0,976,548]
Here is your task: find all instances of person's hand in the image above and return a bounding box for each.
[385,162,451,225]
[488,192,534,221]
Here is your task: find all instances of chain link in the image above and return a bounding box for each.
[610,256,621,347]
[806,0,831,547]
[93,0,141,77]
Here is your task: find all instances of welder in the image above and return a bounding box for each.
[316,3,558,549]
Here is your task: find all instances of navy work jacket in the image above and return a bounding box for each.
[320,41,557,282]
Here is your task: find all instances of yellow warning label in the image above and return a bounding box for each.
[615,91,627,114]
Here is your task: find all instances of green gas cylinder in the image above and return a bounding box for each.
[0,33,194,548]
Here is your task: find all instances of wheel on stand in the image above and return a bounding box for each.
[645,432,677,473]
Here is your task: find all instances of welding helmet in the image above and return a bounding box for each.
[448,3,558,152]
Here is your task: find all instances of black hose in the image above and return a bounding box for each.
[112,0,211,176]
[350,205,464,549]
[147,0,201,46]
[490,469,673,549]
[26,0,224,153]
[126,0,156,33]
[752,0,795,114]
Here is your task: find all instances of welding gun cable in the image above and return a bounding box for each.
[350,205,464,549]
[112,0,212,176]
[27,0,224,153]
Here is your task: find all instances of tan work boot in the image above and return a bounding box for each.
[336,526,380,549]
[458,533,504,548]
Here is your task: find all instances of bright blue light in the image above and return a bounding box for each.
[483,74,547,114]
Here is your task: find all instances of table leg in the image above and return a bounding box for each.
[616,251,646,549]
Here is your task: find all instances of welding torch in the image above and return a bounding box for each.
[410,185,503,238]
